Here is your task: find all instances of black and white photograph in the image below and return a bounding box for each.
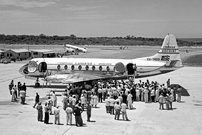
[0,0,202,135]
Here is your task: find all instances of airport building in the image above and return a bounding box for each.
[0,49,4,58]
[31,49,56,58]
[4,49,31,60]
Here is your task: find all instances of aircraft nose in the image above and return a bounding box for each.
[19,64,29,75]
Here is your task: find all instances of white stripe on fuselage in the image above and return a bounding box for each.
[31,57,165,73]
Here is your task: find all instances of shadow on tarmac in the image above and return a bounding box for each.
[194,104,202,106]
[87,120,96,122]
[170,84,190,96]
[26,85,67,89]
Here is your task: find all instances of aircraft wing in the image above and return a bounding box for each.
[44,72,111,84]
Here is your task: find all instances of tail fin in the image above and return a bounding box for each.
[143,34,182,68]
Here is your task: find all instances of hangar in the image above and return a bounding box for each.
[31,49,56,58]
[4,49,31,60]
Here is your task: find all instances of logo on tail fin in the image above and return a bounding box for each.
[161,55,170,61]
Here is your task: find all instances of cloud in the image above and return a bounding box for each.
[0,10,40,23]
[0,0,58,8]
[64,6,97,12]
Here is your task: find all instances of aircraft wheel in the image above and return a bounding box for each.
[35,83,40,87]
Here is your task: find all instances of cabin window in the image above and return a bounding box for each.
[106,66,110,71]
[64,65,68,70]
[85,65,89,70]
[78,65,82,70]
[57,65,61,70]
[33,52,38,55]
[99,66,102,71]
[71,65,74,70]
[92,65,95,71]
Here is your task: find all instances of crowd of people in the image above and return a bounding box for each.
[9,80,27,104]
[9,78,183,126]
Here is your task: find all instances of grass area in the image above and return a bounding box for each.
[182,54,202,66]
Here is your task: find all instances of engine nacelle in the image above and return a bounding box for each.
[114,62,125,74]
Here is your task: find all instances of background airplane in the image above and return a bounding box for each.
[64,44,87,53]
[19,34,182,87]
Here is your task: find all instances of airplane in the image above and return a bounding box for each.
[19,34,182,87]
[64,44,87,53]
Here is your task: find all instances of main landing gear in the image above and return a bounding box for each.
[35,78,40,87]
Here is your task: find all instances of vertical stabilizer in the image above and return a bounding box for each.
[141,34,182,68]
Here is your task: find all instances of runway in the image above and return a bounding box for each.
[0,61,202,135]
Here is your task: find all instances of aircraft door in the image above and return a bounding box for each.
[38,62,47,72]
[126,63,136,76]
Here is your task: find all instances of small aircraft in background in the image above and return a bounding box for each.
[64,44,87,53]
[19,34,182,87]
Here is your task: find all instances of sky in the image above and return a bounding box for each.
[0,0,202,38]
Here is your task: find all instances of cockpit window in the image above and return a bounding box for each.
[28,61,37,72]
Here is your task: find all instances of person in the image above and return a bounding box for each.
[22,83,27,92]
[62,95,68,110]
[122,92,127,104]
[109,96,115,115]
[80,95,86,110]
[121,102,129,121]
[33,93,40,108]
[168,94,174,109]
[102,86,107,101]
[73,104,83,126]
[135,87,140,101]
[72,95,77,111]
[11,86,16,102]
[17,82,21,97]
[177,86,182,102]
[98,87,102,103]
[86,102,92,122]
[150,88,155,102]
[158,94,165,110]
[127,92,133,109]
[173,86,177,101]
[52,91,57,107]
[54,106,60,125]
[155,86,160,102]
[65,104,73,125]
[47,97,53,115]
[144,87,149,103]
[165,95,170,110]
[13,85,18,99]
[36,102,43,122]
[114,102,121,120]
[20,90,26,104]
[9,80,14,95]
[44,102,49,124]
[92,94,98,108]
[166,79,170,88]
[105,95,110,113]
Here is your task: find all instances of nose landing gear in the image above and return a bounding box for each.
[35,78,40,87]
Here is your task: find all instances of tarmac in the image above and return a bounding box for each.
[0,62,202,135]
